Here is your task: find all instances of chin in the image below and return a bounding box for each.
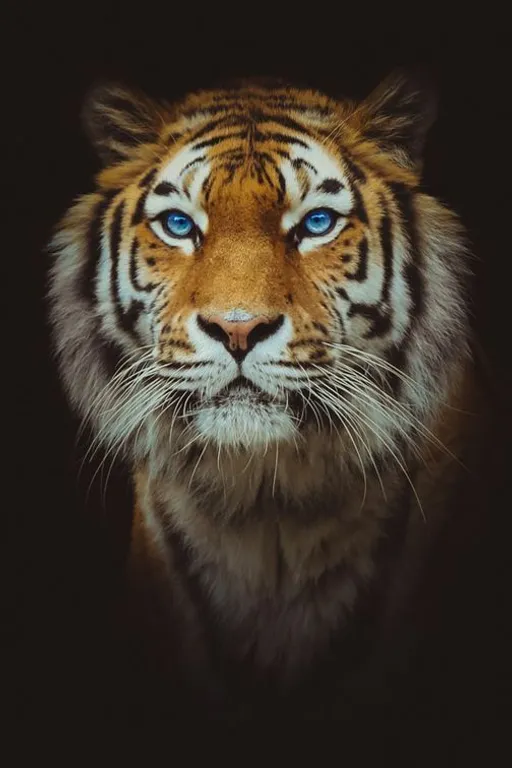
[193,400,298,450]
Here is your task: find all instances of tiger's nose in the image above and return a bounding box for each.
[197,313,284,362]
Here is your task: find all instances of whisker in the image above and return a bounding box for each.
[320,363,463,468]
[322,342,430,398]
[272,441,280,498]
[188,440,210,490]
[312,384,370,508]
[314,379,425,521]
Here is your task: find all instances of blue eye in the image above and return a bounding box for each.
[302,208,336,237]
[162,210,195,238]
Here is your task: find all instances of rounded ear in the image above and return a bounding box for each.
[81,82,162,165]
[358,69,437,169]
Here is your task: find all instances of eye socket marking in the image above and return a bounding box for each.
[153,182,179,196]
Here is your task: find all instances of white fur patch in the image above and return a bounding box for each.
[146,147,210,253]
[280,140,353,255]
[194,400,297,449]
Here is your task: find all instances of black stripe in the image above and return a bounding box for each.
[342,153,367,185]
[404,260,423,320]
[221,161,240,185]
[131,188,150,226]
[378,201,394,305]
[332,304,346,338]
[181,100,329,128]
[312,321,328,334]
[110,202,145,340]
[386,343,408,396]
[254,157,276,190]
[317,178,344,194]
[249,151,285,200]
[161,361,210,370]
[335,286,349,300]
[192,131,248,151]
[388,182,414,227]
[121,299,145,337]
[252,129,309,148]
[80,189,120,304]
[348,303,392,338]
[109,201,126,331]
[274,166,286,204]
[138,168,158,189]
[129,238,156,292]
[202,174,214,203]
[211,148,247,163]
[186,116,235,139]
[346,235,368,281]
[163,339,194,352]
[358,186,422,396]
[292,157,318,174]
[153,181,179,196]
[253,150,281,167]
[350,183,368,225]
[389,182,424,324]
[344,198,394,339]
[300,177,311,202]
[253,112,317,136]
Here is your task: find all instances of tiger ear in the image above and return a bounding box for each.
[82,82,161,164]
[358,70,437,169]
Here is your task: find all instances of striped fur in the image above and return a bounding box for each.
[48,73,476,699]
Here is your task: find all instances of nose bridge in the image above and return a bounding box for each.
[194,229,283,315]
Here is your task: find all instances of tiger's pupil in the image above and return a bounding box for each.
[303,209,334,236]
[164,211,194,238]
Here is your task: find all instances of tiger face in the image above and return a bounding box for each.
[49,74,469,466]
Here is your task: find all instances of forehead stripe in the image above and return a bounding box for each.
[251,130,310,148]
[317,178,344,194]
[154,181,180,196]
[192,131,248,151]
[292,157,317,174]
[138,168,158,189]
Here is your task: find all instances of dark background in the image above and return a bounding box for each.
[13,6,510,735]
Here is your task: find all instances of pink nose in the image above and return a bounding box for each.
[197,313,284,361]
[207,315,270,352]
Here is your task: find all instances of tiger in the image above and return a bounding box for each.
[48,71,486,718]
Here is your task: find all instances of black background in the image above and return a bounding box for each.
[13,5,511,736]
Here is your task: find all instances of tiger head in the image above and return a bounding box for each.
[49,73,469,475]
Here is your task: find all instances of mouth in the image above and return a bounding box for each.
[210,376,277,406]
[191,376,298,448]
